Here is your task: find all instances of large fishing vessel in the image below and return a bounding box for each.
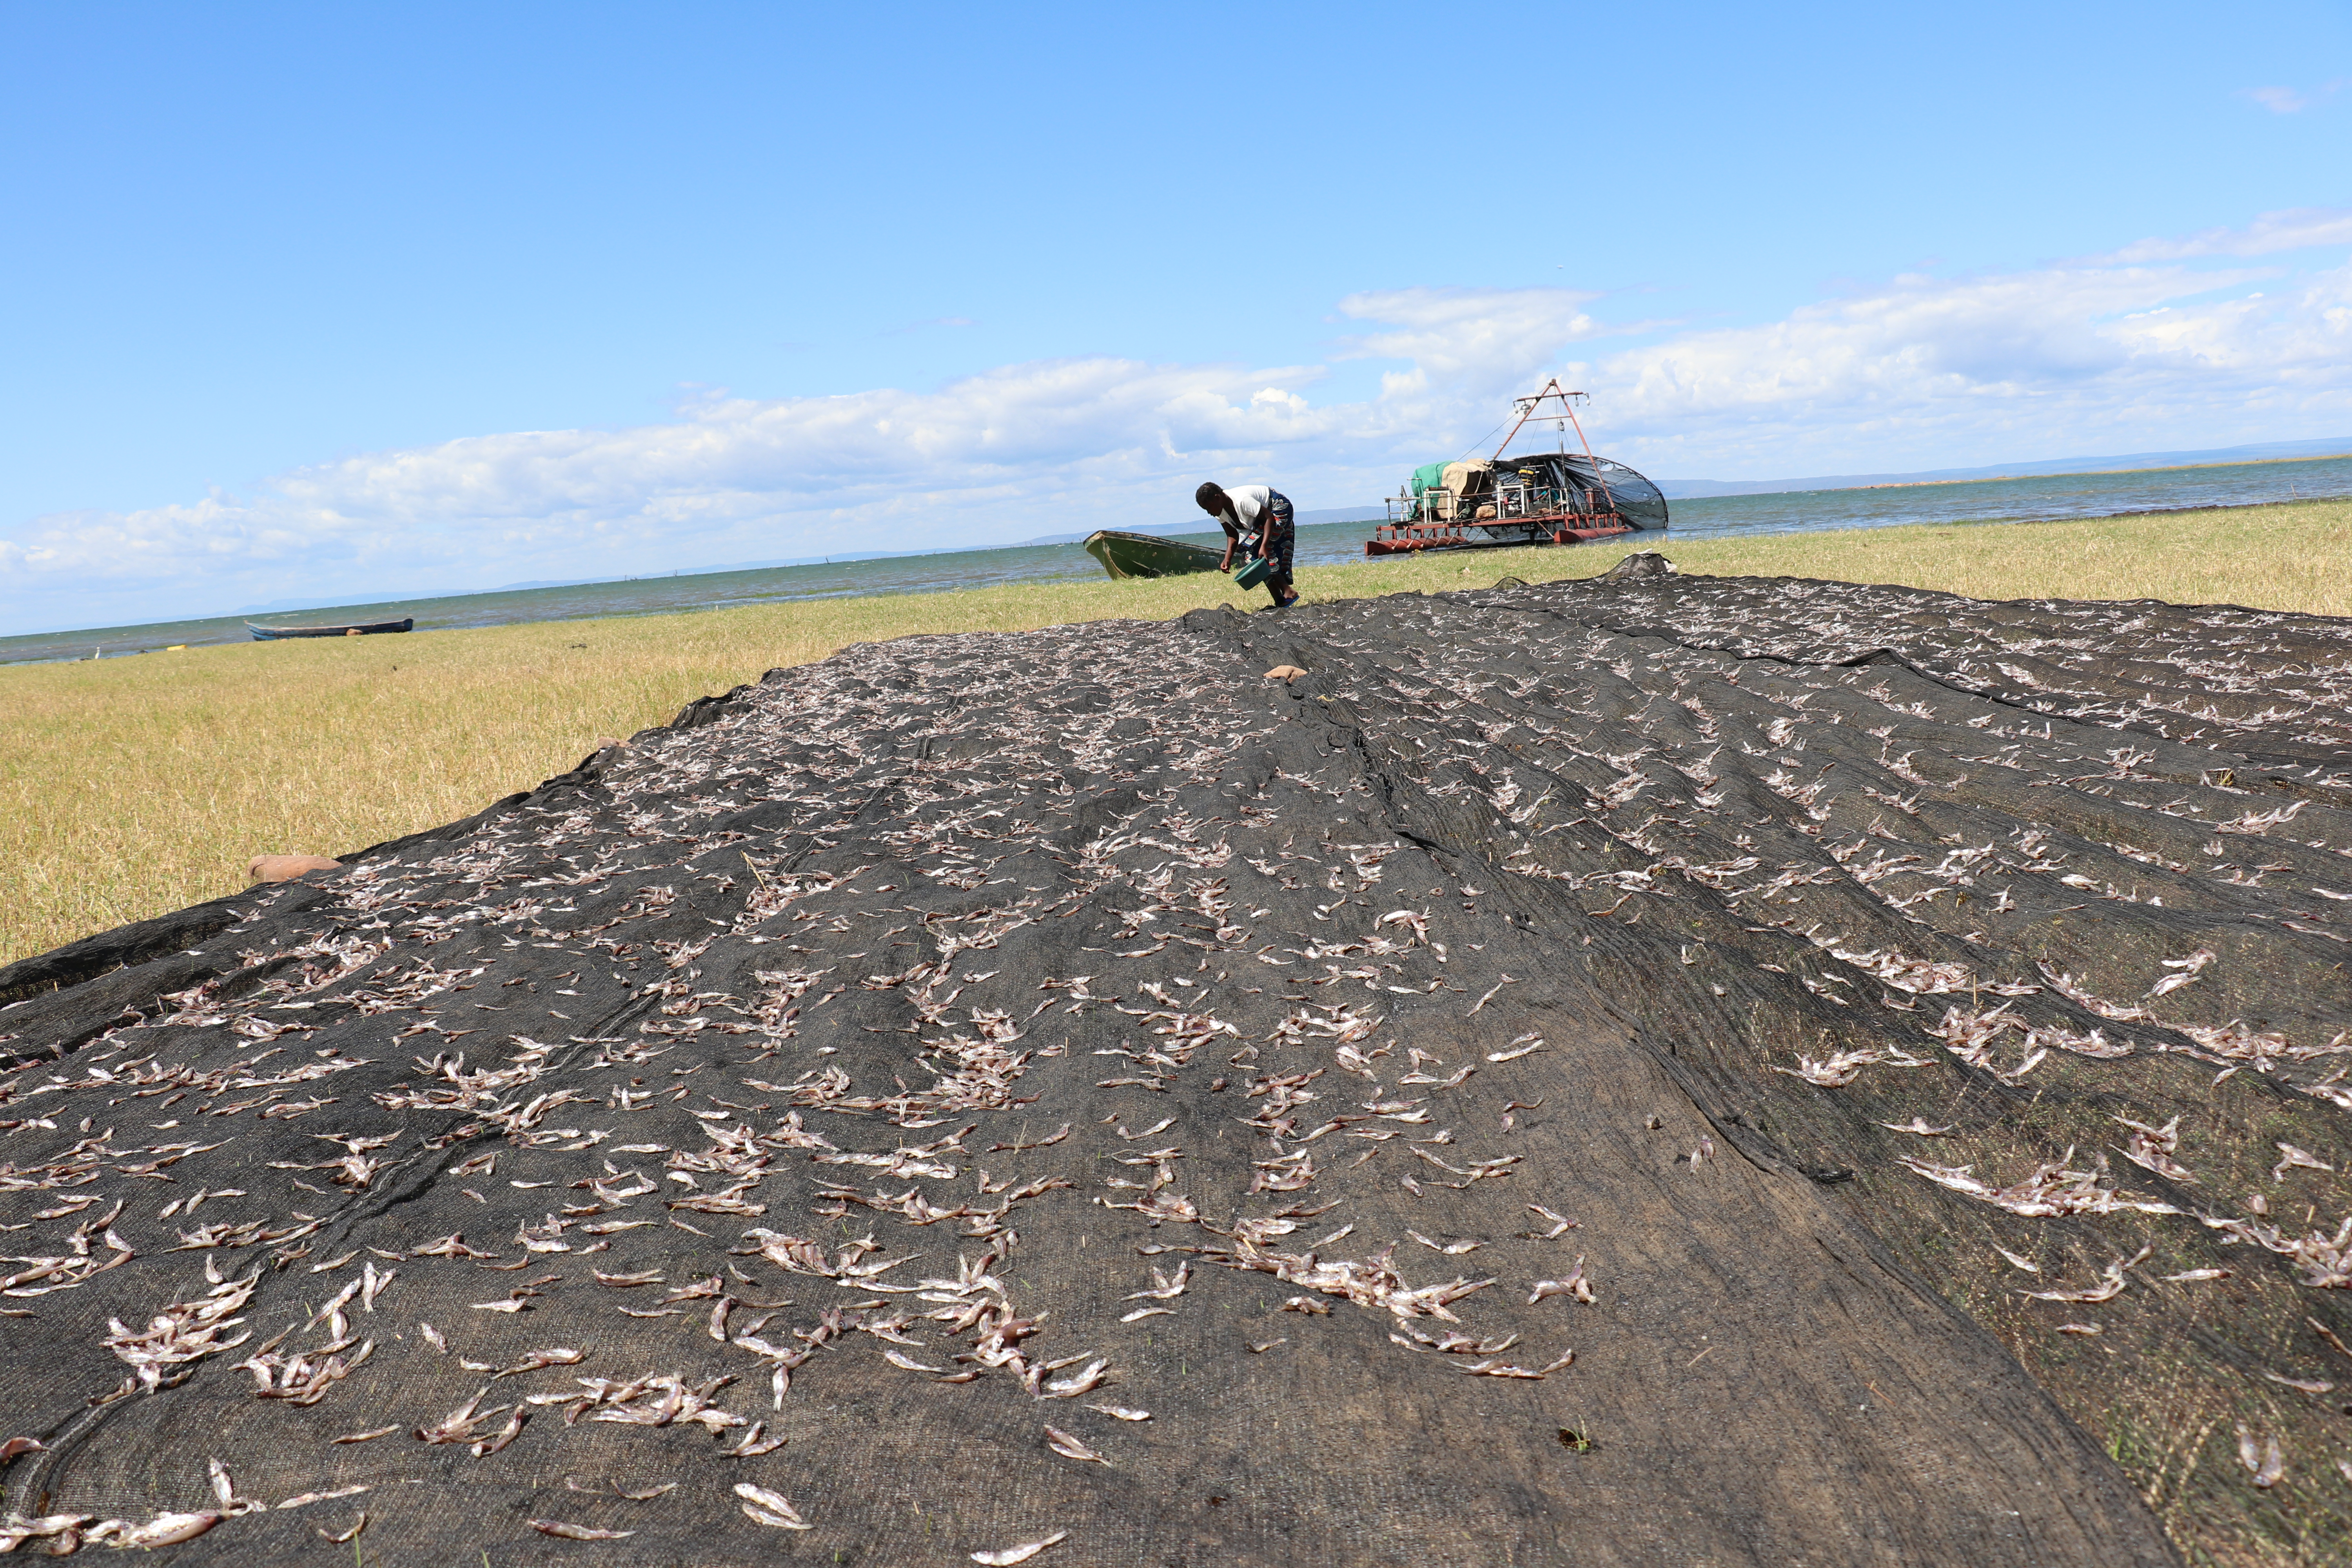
[1368,380,1668,555]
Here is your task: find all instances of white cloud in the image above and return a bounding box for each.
[2247,80,2347,114]
[7,217,2352,635]
[0,349,1465,631]
[2084,205,2352,263]
[1332,286,1608,392]
[1572,245,2352,476]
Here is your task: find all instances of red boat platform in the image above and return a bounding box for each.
[1365,515,1636,556]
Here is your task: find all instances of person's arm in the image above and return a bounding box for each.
[1230,496,1260,557]
[1218,519,1236,572]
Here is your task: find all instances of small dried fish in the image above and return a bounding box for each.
[416,1387,509,1445]
[329,1425,400,1445]
[1406,1230,1483,1256]
[971,1530,1069,1565]
[595,1268,665,1288]
[472,1410,527,1457]
[734,1482,812,1530]
[2272,1143,2333,1183]
[1043,1425,1106,1463]
[530,1519,637,1540]
[1042,1358,1109,1397]
[724,1422,787,1457]
[493,1345,587,1378]
[317,1513,368,1545]
[1084,1404,1150,1421]
[360,1259,396,1311]
[1529,1258,1595,1305]
[2024,1245,2149,1305]
[1459,1359,1548,1379]
[277,1485,370,1510]
[117,1512,222,1548]
[207,1457,247,1514]
[1122,1262,1189,1301]
[305,1278,363,1332]
[2237,1424,2285,1488]
[2263,1372,2336,1395]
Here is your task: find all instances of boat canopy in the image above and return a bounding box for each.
[1484,451,1670,531]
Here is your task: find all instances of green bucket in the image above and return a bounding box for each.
[1234,556,1276,590]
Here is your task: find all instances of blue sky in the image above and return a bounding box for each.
[4,0,2349,633]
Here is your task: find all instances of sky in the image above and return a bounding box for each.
[3,1,2350,635]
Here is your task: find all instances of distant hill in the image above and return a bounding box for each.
[1652,437,2352,500]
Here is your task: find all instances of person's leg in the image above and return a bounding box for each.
[1265,493,1298,605]
[1267,524,1297,605]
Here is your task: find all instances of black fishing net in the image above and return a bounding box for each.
[1485,454,1671,531]
[5,570,2350,1565]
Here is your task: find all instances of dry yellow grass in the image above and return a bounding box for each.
[4,496,2345,966]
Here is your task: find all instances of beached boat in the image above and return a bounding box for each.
[1083,529,1224,580]
[246,617,415,641]
[1369,380,1669,556]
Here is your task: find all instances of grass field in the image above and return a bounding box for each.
[3,496,2346,968]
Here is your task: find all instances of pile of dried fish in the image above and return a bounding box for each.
[3,568,2348,1565]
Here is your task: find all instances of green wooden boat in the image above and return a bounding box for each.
[1083,529,1224,580]
[247,615,414,641]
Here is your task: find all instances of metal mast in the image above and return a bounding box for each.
[1494,378,1619,517]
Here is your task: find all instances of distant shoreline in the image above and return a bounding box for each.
[8,455,2351,659]
[1849,450,2352,492]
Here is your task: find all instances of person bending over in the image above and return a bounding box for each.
[1196,481,1300,609]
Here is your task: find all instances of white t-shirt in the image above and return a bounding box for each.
[1216,485,1275,539]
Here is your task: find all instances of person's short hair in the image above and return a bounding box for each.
[1194,481,1226,513]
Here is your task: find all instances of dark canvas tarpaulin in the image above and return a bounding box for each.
[4,571,2350,1565]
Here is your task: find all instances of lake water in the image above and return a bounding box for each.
[7,452,2348,666]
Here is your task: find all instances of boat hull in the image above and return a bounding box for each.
[247,617,415,641]
[1365,517,1637,556]
[1083,530,1224,580]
